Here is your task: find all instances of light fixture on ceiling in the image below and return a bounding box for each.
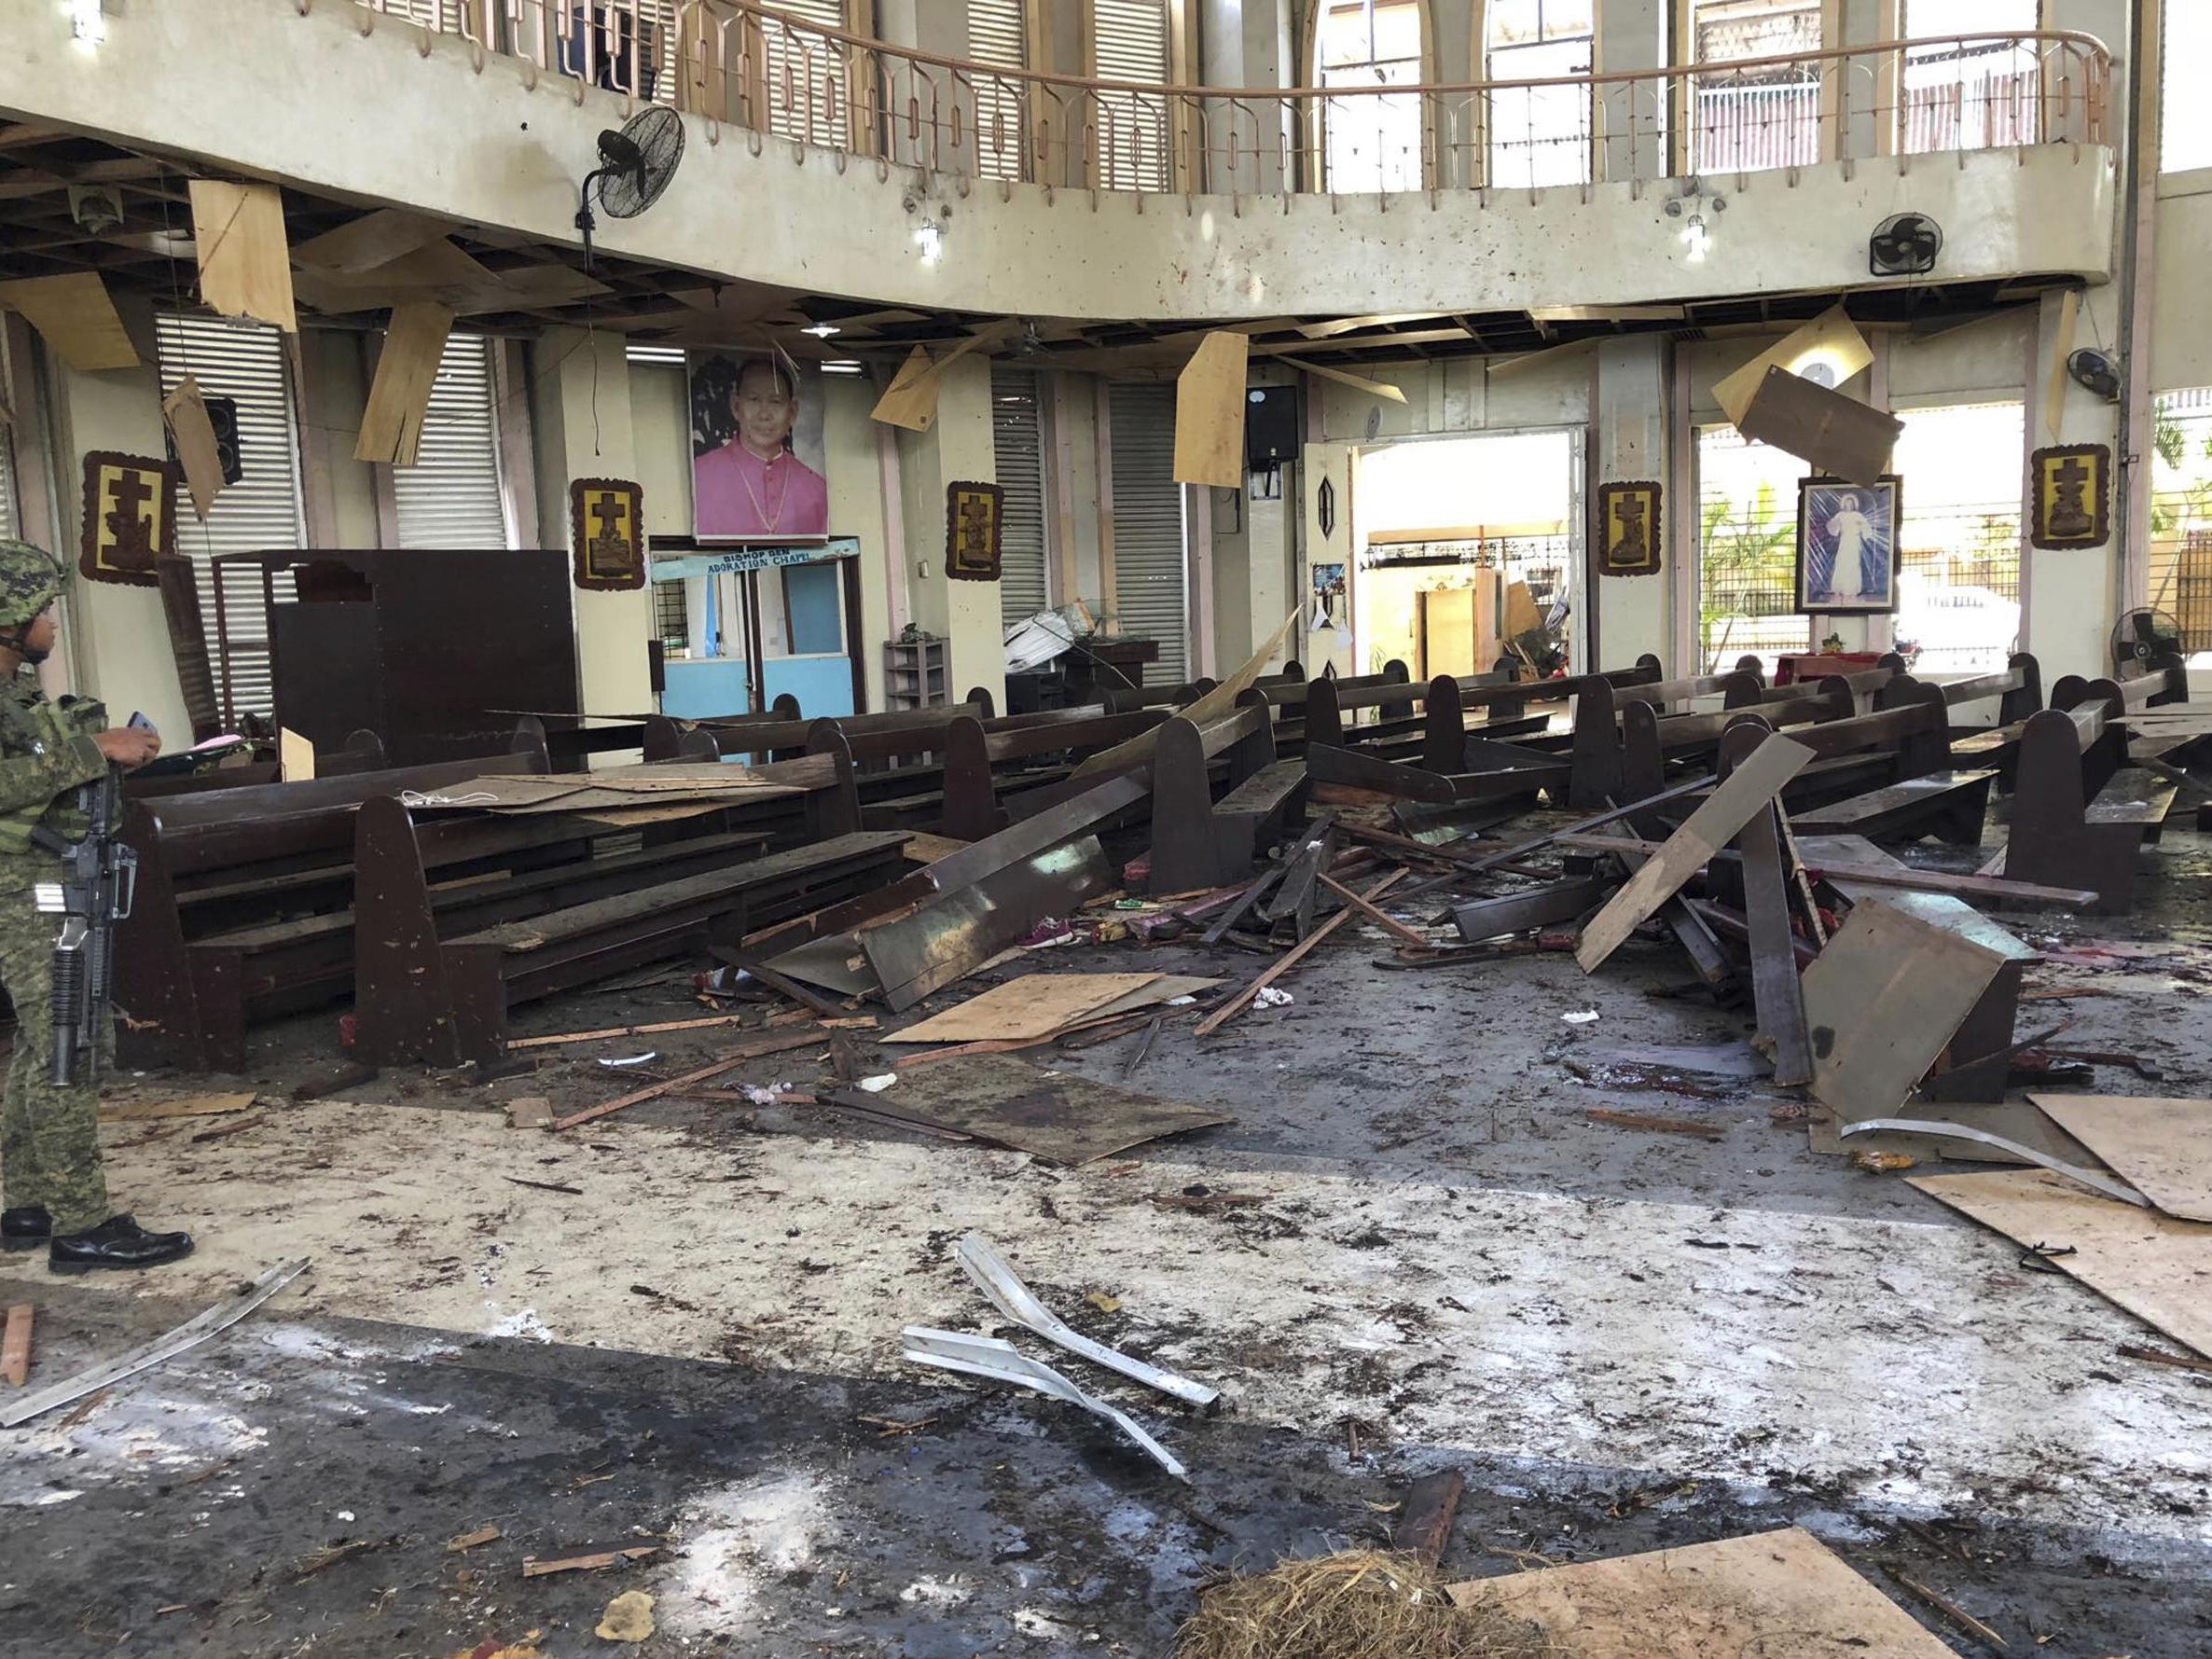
[69,0,105,46]
[913,220,945,264]
[820,360,864,376]
[802,322,840,338]
[1665,190,1725,264]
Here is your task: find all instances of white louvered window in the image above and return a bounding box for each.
[760,0,852,148]
[991,367,1050,629]
[154,312,309,724]
[1107,382,1186,684]
[967,0,1030,180]
[392,335,511,548]
[1092,0,1173,191]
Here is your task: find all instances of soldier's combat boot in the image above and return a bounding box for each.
[48,1214,194,1273]
[1,1208,50,1250]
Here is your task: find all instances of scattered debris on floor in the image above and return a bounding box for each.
[1177,1550,1542,1659]
[593,1590,656,1642]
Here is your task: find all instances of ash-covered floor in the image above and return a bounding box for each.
[4,817,2210,1657]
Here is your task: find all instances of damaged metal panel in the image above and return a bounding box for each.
[864,836,1115,1011]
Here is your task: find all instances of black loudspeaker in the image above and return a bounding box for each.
[1244,385,1300,468]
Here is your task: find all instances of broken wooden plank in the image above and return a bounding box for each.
[520,1546,658,1578]
[100,1091,257,1122]
[1196,870,1405,1037]
[1736,804,1815,1087]
[888,974,1164,1044]
[1555,833,2099,908]
[1586,1108,1726,1141]
[1318,872,1431,947]
[446,1525,503,1552]
[1453,878,1610,943]
[507,1013,784,1050]
[1394,1469,1467,1569]
[547,1030,826,1131]
[1576,736,1816,972]
[1,1304,31,1388]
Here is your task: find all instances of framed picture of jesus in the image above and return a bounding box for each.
[1795,475,1901,615]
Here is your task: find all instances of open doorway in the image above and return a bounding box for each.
[1350,429,1585,681]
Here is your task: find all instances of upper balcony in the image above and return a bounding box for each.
[0,0,2119,325]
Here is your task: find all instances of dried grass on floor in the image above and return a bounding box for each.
[1175,1550,1548,1659]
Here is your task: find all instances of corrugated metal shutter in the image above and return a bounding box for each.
[1108,381,1185,684]
[967,0,1028,180]
[154,312,308,724]
[992,366,1048,628]
[1093,0,1171,190]
[761,0,852,146]
[393,335,510,548]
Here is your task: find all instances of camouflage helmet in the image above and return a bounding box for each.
[0,540,62,629]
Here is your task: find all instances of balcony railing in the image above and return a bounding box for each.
[339,2,2110,199]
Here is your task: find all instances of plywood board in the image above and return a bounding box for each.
[0,272,139,371]
[887,973,1164,1044]
[290,240,501,315]
[189,180,297,333]
[1501,579,1541,640]
[1576,734,1815,971]
[1712,305,1874,427]
[1080,974,1222,1021]
[291,208,452,275]
[1797,899,2008,1122]
[1448,1528,1956,1658]
[1173,331,1251,488]
[870,325,1018,433]
[1912,1168,2212,1358]
[101,1091,257,1123]
[161,377,228,521]
[355,302,455,465]
[279,727,315,783]
[1274,355,1409,403]
[2030,1095,2212,1222]
[829,1053,1230,1164]
[1735,366,1902,486]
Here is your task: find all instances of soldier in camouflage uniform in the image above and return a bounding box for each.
[0,539,192,1272]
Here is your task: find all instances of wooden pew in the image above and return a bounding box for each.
[1587,676,1856,812]
[117,727,554,1071]
[125,729,390,800]
[1773,677,1999,845]
[1998,698,2178,913]
[352,736,906,1064]
[942,706,1176,840]
[1144,693,1308,892]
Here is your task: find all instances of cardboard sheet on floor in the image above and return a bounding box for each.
[1447,1527,1956,1658]
[1797,899,2008,1120]
[1912,1168,2212,1358]
[2029,1095,2212,1222]
[829,1053,1230,1164]
[889,974,1167,1044]
[1083,974,1222,1020]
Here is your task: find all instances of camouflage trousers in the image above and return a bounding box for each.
[0,882,111,1233]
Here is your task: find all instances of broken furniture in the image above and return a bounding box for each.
[243,547,582,767]
[352,738,907,1063]
[115,730,553,1071]
[1998,697,2177,913]
[122,728,389,800]
[1753,677,1999,845]
[1144,695,1309,893]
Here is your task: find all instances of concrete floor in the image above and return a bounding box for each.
[3,811,2210,1657]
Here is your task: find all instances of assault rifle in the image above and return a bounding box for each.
[33,765,136,1086]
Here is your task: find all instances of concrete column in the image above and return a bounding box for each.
[2024,286,2124,686]
[1595,0,1666,185]
[823,376,896,712]
[40,344,192,740]
[1302,440,1357,676]
[530,327,652,717]
[294,329,380,548]
[894,354,1003,707]
[1591,337,1673,671]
